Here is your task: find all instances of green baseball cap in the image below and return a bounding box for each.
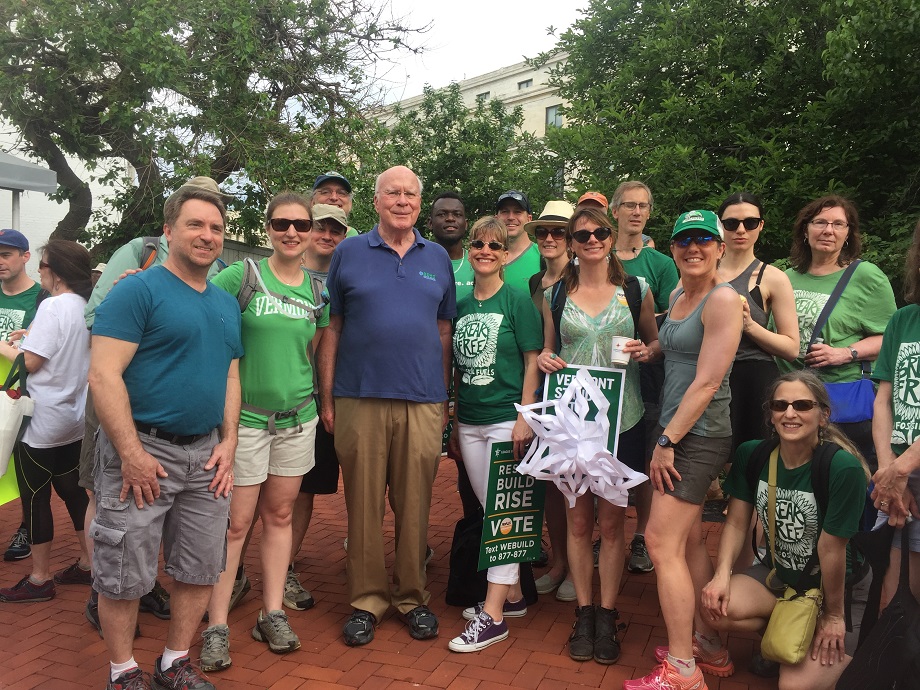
[670,209,724,241]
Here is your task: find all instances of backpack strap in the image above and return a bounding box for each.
[623,274,642,339]
[237,258,260,312]
[139,236,159,270]
[747,437,780,564]
[809,441,841,519]
[528,270,546,298]
[236,258,323,318]
[549,280,567,353]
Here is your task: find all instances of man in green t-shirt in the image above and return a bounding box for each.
[0,229,42,562]
[428,192,473,301]
[496,190,540,293]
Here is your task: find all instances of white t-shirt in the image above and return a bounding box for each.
[21,292,90,448]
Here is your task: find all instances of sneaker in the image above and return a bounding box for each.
[534,571,565,595]
[152,655,214,690]
[343,609,376,646]
[448,610,509,652]
[556,578,577,602]
[282,567,314,611]
[628,535,654,573]
[53,560,92,585]
[462,597,527,621]
[594,606,622,665]
[0,575,55,602]
[139,580,171,619]
[252,609,300,653]
[199,624,232,672]
[624,659,708,690]
[228,571,250,612]
[106,668,152,690]
[3,526,30,561]
[87,591,141,639]
[593,538,600,567]
[402,604,439,640]
[569,605,595,661]
[653,638,734,678]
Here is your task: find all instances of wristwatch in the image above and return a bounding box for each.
[657,434,674,449]
[849,347,859,361]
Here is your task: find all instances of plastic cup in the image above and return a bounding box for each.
[610,336,631,366]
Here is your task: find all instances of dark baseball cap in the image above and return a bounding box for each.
[313,171,352,194]
[0,229,29,251]
[496,190,531,213]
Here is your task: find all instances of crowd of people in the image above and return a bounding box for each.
[0,167,916,690]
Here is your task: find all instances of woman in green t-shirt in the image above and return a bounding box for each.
[203,191,328,668]
[447,216,543,654]
[701,370,868,690]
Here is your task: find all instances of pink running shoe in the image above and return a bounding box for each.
[653,639,734,678]
[624,660,708,690]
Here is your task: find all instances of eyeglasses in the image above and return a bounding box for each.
[38,260,50,270]
[721,217,762,232]
[470,239,504,251]
[534,227,566,241]
[809,219,849,230]
[768,399,822,413]
[619,201,650,211]
[571,227,613,243]
[381,189,419,201]
[671,234,719,248]
[269,218,312,233]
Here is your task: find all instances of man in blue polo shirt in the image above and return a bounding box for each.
[318,165,455,647]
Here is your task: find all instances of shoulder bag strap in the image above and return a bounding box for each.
[767,447,779,580]
[807,259,862,350]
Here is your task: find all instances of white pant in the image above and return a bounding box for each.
[458,420,520,585]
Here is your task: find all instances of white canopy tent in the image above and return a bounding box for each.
[0,152,57,229]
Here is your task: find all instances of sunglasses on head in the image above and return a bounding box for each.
[721,217,763,232]
[671,234,719,248]
[571,227,613,243]
[269,218,312,233]
[768,399,822,413]
[534,227,566,241]
[470,239,504,251]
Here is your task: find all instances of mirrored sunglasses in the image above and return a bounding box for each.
[671,234,719,248]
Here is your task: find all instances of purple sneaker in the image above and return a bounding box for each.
[0,575,55,602]
[448,611,509,652]
[462,597,527,621]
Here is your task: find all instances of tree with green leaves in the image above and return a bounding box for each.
[0,0,417,251]
[375,83,562,228]
[542,0,920,290]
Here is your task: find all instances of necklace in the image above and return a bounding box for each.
[616,246,640,256]
[268,257,302,286]
[453,255,465,275]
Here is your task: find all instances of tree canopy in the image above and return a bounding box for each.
[542,0,920,293]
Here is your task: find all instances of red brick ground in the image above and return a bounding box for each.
[0,462,776,689]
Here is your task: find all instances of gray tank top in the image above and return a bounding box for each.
[658,283,734,438]
[729,259,772,362]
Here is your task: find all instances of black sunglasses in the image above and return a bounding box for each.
[721,217,763,232]
[671,234,719,248]
[534,227,566,241]
[269,218,312,233]
[470,239,504,251]
[571,227,613,243]
[768,399,822,413]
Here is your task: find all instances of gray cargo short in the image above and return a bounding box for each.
[658,428,732,505]
[77,390,98,492]
[89,427,230,599]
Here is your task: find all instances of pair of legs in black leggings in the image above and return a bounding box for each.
[14,440,90,583]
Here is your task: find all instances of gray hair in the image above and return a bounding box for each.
[374,169,424,196]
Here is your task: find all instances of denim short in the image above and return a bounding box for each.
[90,428,230,599]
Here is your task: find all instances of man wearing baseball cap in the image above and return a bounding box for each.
[312,172,359,237]
[495,190,540,292]
[576,191,609,211]
[0,228,43,563]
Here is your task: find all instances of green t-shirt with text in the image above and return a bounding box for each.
[0,282,42,340]
[212,259,329,429]
[724,440,866,590]
[873,304,920,455]
[453,284,542,425]
[452,251,475,302]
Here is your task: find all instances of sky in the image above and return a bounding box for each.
[374,1,587,104]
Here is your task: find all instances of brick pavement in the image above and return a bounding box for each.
[0,461,776,689]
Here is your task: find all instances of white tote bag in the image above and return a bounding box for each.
[0,354,34,477]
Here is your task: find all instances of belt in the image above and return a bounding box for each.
[134,421,211,446]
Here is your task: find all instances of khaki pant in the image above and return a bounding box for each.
[334,397,441,620]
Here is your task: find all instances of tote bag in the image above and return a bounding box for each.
[0,354,33,476]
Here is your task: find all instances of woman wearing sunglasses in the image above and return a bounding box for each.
[203,192,328,667]
[524,200,576,602]
[701,370,868,690]
[447,216,543,653]
[626,211,742,690]
[718,193,799,453]
[779,196,896,468]
[537,206,661,665]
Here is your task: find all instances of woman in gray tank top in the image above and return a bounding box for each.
[625,210,742,690]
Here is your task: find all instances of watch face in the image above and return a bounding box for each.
[657,435,671,448]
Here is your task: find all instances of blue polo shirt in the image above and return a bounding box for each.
[327,225,456,402]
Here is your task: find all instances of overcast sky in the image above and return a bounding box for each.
[374,1,587,104]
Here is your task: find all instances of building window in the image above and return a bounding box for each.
[476,91,490,102]
[517,79,533,90]
[546,104,563,129]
